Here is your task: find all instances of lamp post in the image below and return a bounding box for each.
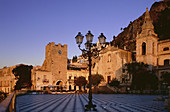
[75,30,106,111]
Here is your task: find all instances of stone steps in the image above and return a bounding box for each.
[16,94,167,112]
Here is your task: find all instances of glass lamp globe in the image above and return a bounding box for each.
[98,33,106,44]
[75,32,84,45]
[85,31,94,43]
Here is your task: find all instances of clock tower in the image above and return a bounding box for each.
[42,42,67,86]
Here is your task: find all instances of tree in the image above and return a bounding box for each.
[12,64,33,90]
[91,74,104,86]
[125,62,148,81]
[74,76,87,87]
[132,70,158,90]
[125,62,158,90]
[72,56,78,63]
[109,78,120,87]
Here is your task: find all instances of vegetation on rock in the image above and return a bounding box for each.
[111,0,170,51]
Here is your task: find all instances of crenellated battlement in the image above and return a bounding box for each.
[47,42,67,48]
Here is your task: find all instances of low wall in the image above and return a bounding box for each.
[0,90,28,112]
[0,92,15,112]
[168,86,170,111]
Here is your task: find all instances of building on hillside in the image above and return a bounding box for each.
[0,66,16,93]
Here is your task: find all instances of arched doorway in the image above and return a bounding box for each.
[56,81,63,90]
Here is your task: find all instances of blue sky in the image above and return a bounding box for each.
[0,0,158,68]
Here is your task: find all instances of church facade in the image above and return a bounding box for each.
[92,44,131,84]
[136,8,170,81]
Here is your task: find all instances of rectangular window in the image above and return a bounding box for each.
[122,69,125,73]
[7,80,9,86]
[152,42,154,54]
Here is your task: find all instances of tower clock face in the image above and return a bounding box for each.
[58,50,62,54]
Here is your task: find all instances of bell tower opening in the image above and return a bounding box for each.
[142,42,146,55]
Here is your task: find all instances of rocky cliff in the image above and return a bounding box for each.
[111,0,170,52]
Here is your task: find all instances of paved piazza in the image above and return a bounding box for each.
[16,94,167,112]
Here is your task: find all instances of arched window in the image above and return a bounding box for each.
[164,59,170,66]
[152,42,154,54]
[163,47,169,51]
[108,54,111,62]
[142,42,146,55]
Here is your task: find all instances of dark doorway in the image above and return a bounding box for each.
[107,76,111,83]
[164,59,170,65]
[69,85,71,90]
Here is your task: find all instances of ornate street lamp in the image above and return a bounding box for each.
[75,30,106,111]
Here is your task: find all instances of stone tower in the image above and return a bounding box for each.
[42,42,67,85]
[136,8,158,67]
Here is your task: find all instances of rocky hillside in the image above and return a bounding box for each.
[111,0,170,52]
